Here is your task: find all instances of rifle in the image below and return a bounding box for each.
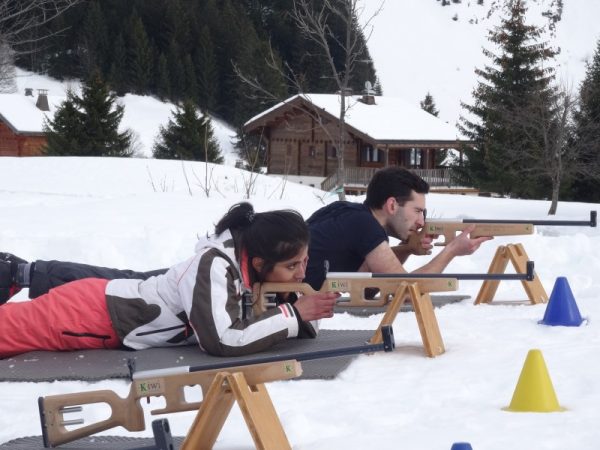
[407,210,596,253]
[38,327,395,448]
[252,261,535,310]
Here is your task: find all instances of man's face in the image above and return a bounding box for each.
[386,191,426,240]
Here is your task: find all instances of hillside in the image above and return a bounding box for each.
[362,0,600,125]
[13,68,239,161]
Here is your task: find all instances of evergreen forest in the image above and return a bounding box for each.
[15,0,378,127]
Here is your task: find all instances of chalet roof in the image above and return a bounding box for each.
[244,93,462,145]
[0,93,59,135]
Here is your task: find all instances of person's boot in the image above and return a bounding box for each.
[0,253,28,304]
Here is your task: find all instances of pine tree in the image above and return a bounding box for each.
[420,92,439,116]
[127,10,153,94]
[108,33,127,96]
[153,101,223,163]
[155,53,171,101]
[44,74,132,157]
[81,1,109,74]
[43,90,85,155]
[183,54,198,103]
[166,41,185,102]
[457,0,557,197]
[195,26,219,112]
[569,39,600,201]
[420,92,446,166]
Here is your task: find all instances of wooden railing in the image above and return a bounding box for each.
[321,167,459,192]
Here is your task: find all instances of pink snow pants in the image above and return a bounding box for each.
[0,278,121,358]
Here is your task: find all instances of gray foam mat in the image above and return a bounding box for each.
[0,435,184,449]
[335,294,470,316]
[0,329,375,382]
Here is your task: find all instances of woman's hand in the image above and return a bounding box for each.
[293,292,340,321]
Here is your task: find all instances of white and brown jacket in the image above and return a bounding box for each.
[105,230,317,356]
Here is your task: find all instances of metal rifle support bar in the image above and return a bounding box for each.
[365,260,535,282]
[462,210,596,227]
[133,326,395,378]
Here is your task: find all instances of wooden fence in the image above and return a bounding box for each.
[321,167,459,192]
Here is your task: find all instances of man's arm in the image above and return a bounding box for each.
[412,225,492,274]
[361,225,491,274]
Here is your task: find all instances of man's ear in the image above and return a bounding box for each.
[384,196,398,214]
[251,257,265,273]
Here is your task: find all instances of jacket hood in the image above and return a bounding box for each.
[194,230,237,263]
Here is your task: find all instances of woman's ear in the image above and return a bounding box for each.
[251,257,265,273]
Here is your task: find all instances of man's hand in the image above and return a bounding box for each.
[293,292,340,321]
[404,231,437,256]
[446,224,493,256]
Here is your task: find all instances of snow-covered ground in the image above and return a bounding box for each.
[0,156,599,449]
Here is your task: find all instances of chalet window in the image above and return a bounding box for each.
[361,144,382,163]
[309,145,316,158]
[328,145,337,159]
[410,148,422,168]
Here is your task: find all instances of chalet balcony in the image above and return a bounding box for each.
[321,167,472,195]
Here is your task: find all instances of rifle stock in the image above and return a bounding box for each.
[39,360,302,447]
[424,222,534,246]
[406,210,596,250]
[252,276,458,312]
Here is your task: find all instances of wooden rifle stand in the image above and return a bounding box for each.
[475,243,548,305]
[181,361,301,450]
[369,281,445,357]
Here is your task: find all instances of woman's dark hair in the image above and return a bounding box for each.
[364,167,430,209]
[215,202,309,282]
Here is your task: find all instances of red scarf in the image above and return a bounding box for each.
[240,248,252,289]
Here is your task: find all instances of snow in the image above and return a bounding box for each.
[245,93,460,141]
[0,156,599,449]
[6,68,239,162]
[362,0,600,126]
[0,1,599,447]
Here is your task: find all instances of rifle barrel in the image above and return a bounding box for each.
[461,210,596,227]
[134,326,394,378]
[328,261,534,281]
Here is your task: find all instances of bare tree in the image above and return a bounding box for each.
[0,0,79,90]
[291,0,382,199]
[235,0,383,200]
[500,83,596,215]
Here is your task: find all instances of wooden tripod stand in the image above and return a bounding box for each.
[475,243,548,305]
[369,281,447,357]
[181,361,301,450]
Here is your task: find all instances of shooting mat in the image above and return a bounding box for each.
[0,329,375,382]
[0,434,184,450]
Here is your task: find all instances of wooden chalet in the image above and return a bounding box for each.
[243,93,470,193]
[0,90,52,157]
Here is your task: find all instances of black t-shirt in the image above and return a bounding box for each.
[305,201,388,289]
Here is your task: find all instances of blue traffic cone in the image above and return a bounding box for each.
[450,443,473,450]
[539,277,584,326]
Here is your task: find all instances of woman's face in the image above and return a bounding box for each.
[264,245,309,283]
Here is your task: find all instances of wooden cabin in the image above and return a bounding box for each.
[243,93,469,192]
[0,90,52,157]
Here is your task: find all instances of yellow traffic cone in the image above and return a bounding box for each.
[503,349,565,412]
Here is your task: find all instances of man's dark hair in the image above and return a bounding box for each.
[364,167,430,209]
